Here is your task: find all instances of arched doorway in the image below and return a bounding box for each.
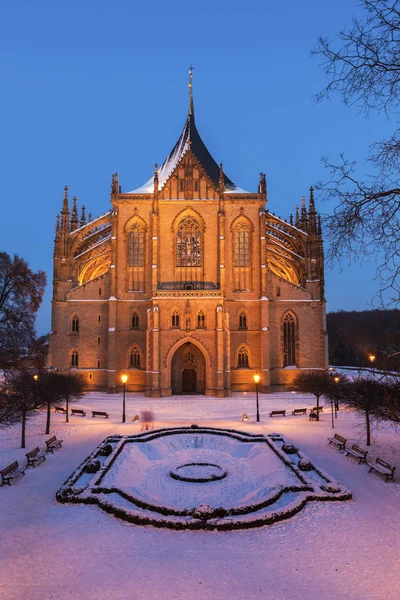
[171,342,206,394]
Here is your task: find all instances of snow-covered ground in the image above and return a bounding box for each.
[1,391,399,600]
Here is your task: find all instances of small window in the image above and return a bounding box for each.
[98,314,101,323]
[194,180,199,192]
[179,180,184,192]
[276,286,281,297]
[239,312,247,329]
[97,360,100,368]
[97,336,101,346]
[237,346,249,368]
[197,311,205,328]
[71,351,79,367]
[89,373,93,380]
[131,312,139,329]
[130,347,141,368]
[172,311,180,328]
[72,316,79,333]
[99,288,102,296]
[184,283,193,290]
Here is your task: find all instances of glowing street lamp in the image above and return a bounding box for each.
[121,374,128,423]
[253,373,261,422]
[33,374,39,381]
[368,353,376,377]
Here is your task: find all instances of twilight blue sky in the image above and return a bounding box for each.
[0,0,392,334]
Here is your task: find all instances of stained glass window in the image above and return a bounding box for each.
[237,346,249,367]
[176,216,201,267]
[130,347,141,368]
[234,223,250,267]
[128,224,145,267]
[283,313,296,366]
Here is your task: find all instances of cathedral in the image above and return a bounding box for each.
[49,73,328,396]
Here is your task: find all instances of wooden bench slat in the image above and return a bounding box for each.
[92,411,109,419]
[1,461,26,486]
[269,410,286,417]
[45,436,64,453]
[328,433,347,449]
[71,409,86,416]
[367,458,396,481]
[26,447,47,467]
[345,444,368,463]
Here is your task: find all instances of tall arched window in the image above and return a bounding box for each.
[237,346,249,368]
[71,350,79,367]
[283,313,296,366]
[131,312,139,329]
[176,216,201,266]
[239,312,247,329]
[197,310,205,328]
[72,315,79,333]
[128,224,145,267]
[234,223,250,267]
[130,347,141,368]
[172,311,180,328]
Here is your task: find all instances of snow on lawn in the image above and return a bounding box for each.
[1,391,400,600]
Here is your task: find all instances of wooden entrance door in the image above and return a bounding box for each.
[182,368,197,393]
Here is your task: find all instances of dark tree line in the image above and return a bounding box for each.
[327,308,400,369]
[295,371,400,446]
[313,1,400,306]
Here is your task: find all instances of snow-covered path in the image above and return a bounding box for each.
[0,392,399,600]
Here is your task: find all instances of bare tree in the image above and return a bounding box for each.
[338,375,385,446]
[313,1,400,305]
[293,371,333,420]
[0,252,46,369]
[0,371,42,448]
[55,373,85,423]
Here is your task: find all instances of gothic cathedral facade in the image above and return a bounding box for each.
[49,80,328,396]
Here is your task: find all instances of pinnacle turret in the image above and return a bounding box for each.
[71,196,79,231]
[80,205,87,228]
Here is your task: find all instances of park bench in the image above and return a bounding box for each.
[45,436,63,453]
[328,433,347,450]
[26,447,47,468]
[345,444,368,464]
[71,408,86,417]
[269,410,286,418]
[312,406,323,413]
[0,461,26,486]
[367,458,396,482]
[54,406,67,414]
[92,410,109,419]
[292,408,307,416]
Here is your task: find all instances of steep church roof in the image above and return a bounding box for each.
[130,71,247,194]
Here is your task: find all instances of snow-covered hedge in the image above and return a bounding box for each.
[56,426,351,531]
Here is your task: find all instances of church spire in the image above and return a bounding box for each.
[61,186,70,234]
[71,196,79,231]
[188,65,194,119]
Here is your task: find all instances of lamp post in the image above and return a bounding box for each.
[121,374,128,423]
[368,353,376,378]
[253,374,261,422]
[334,375,340,418]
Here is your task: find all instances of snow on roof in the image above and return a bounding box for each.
[129,113,249,194]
